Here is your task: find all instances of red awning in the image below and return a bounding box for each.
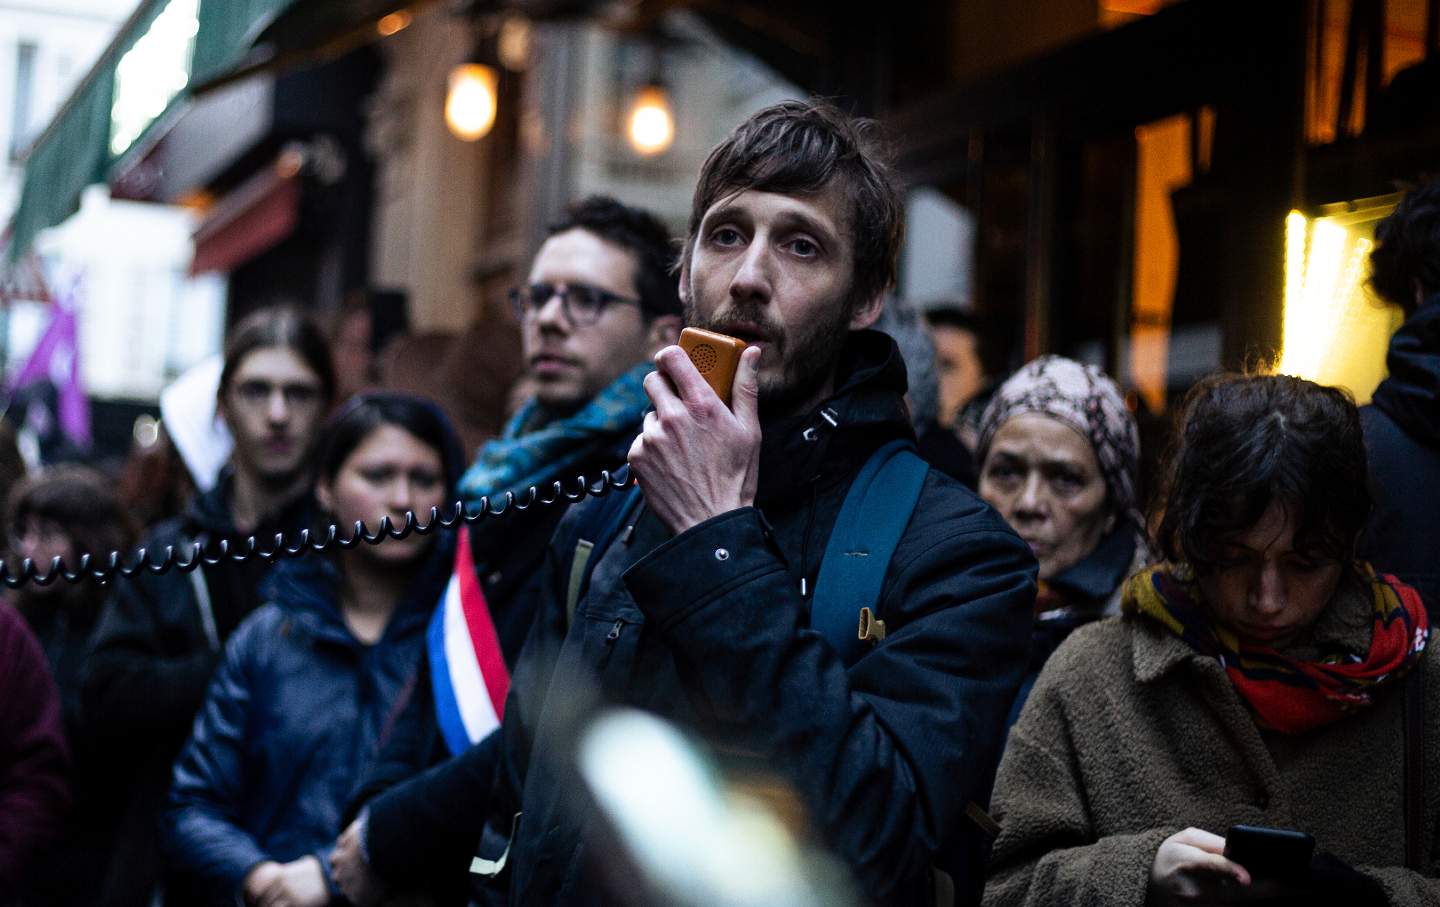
[190,164,300,275]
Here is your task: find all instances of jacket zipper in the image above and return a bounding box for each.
[605,619,623,643]
[799,478,819,598]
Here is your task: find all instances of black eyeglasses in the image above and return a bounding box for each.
[508,282,640,326]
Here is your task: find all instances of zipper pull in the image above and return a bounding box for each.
[605,619,623,642]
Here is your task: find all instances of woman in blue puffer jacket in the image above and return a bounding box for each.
[166,393,466,907]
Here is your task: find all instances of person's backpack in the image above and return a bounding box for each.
[563,439,928,663]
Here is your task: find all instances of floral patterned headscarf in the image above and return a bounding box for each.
[977,355,1141,527]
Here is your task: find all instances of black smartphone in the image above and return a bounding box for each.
[1223,825,1315,881]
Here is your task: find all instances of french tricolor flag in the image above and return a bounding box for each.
[427,526,511,755]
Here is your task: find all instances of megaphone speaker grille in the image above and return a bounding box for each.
[690,343,718,373]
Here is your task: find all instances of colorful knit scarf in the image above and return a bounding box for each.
[457,361,651,506]
[1122,563,1429,735]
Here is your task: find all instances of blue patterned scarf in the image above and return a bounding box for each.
[458,362,651,505]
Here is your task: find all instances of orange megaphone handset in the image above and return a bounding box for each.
[679,328,747,407]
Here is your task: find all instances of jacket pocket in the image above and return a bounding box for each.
[572,584,646,696]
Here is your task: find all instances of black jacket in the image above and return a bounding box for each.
[365,331,1036,905]
[79,475,311,907]
[1360,296,1440,610]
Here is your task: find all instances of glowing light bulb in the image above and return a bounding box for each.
[376,11,412,37]
[445,63,498,142]
[627,85,674,156]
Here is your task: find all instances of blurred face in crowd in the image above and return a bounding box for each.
[316,423,446,566]
[931,323,985,425]
[980,413,1112,580]
[521,228,673,414]
[219,347,327,485]
[681,186,884,418]
[12,515,76,597]
[1197,500,1344,650]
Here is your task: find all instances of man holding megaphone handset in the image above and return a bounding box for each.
[348,100,1037,907]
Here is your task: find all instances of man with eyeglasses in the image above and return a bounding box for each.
[459,194,679,676]
[330,196,680,905]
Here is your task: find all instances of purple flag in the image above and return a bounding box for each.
[13,281,90,448]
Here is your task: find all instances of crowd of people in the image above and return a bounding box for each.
[0,98,1436,907]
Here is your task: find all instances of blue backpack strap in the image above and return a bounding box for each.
[810,439,929,667]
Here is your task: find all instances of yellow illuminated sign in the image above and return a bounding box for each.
[1278,202,1403,403]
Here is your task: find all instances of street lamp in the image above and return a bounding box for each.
[446,62,498,142]
[627,82,674,156]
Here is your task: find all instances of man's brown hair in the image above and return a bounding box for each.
[683,99,903,310]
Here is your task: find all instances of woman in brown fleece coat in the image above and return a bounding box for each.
[985,373,1436,907]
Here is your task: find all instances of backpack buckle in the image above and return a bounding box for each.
[857,607,887,645]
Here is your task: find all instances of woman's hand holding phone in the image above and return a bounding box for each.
[1149,828,1253,905]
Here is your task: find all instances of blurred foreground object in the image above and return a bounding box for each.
[577,708,859,907]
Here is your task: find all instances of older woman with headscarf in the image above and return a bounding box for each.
[976,356,1146,722]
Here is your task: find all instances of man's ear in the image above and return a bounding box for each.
[646,314,682,353]
[678,259,692,309]
[849,292,886,331]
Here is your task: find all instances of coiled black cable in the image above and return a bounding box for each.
[0,469,634,589]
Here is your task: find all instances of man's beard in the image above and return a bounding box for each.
[683,298,852,420]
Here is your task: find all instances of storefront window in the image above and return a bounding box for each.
[1308,0,1433,144]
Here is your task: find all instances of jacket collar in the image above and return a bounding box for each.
[1373,293,1440,444]
[754,329,915,508]
[1048,527,1137,606]
[1131,617,1203,684]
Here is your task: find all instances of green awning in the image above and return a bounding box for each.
[6,62,117,264]
[6,0,296,262]
[192,0,296,87]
